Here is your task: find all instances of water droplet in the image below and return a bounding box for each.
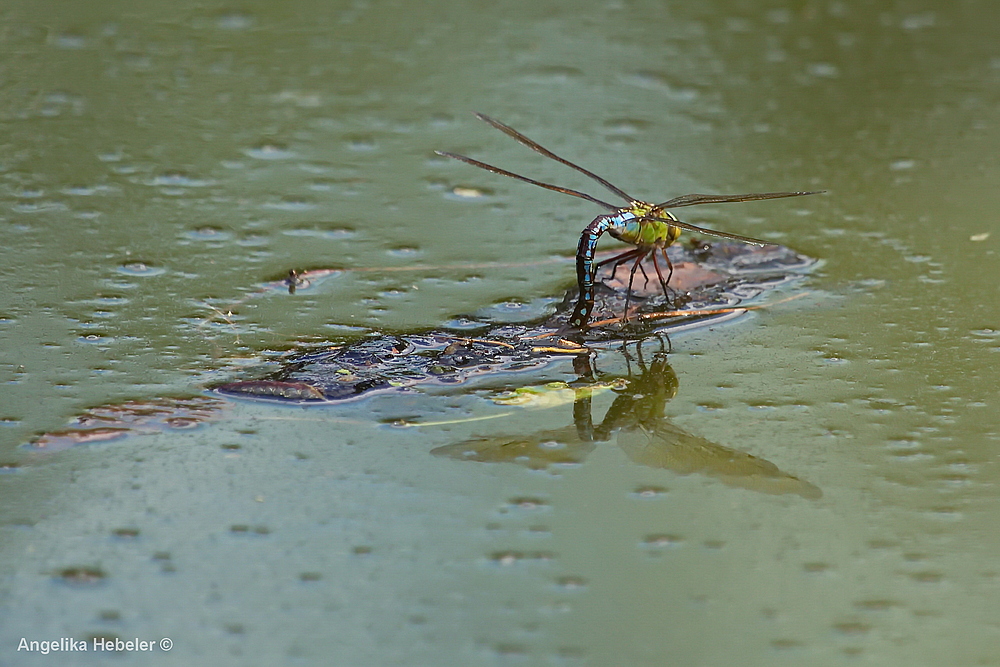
[184,226,231,241]
[632,485,668,499]
[489,550,554,565]
[244,143,296,160]
[555,575,587,590]
[148,172,212,188]
[506,497,549,511]
[449,186,490,199]
[262,198,315,211]
[641,534,682,549]
[385,246,421,258]
[117,262,165,277]
[282,226,355,240]
[58,566,107,586]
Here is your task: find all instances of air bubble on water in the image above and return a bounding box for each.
[632,485,668,499]
[244,143,296,160]
[450,186,488,199]
[262,198,315,211]
[117,262,166,277]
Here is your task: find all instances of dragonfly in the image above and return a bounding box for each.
[437,113,822,329]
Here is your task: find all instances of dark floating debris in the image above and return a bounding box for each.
[216,241,815,404]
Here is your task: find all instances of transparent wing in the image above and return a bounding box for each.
[435,151,618,211]
[643,216,771,246]
[657,191,823,209]
[474,113,636,204]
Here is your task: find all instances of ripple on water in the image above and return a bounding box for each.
[282,226,355,240]
[77,334,112,345]
[641,534,683,551]
[183,226,232,241]
[117,262,166,277]
[111,527,140,540]
[262,198,315,211]
[620,70,699,101]
[148,172,213,188]
[631,485,668,499]
[385,246,421,258]
[503,497,550,512]
[555,575,587,591]
[489,550,555,566]
[477,298,557,323]
[244,143,296,160]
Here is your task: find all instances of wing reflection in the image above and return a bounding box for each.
[432,348,820,499]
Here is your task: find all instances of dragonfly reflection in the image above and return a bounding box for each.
[431,347,820,499]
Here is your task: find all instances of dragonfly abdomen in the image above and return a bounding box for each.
[569,211,635,328]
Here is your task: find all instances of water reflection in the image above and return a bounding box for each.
[433,346,821,499]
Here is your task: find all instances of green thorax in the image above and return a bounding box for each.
[609,201,682,247]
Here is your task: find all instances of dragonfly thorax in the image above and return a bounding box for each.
[607,203,682,248]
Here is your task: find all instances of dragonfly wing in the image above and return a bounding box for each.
[474,113,636,204]
[657,191,823,209]
[435,151,618,211]
[645,217,771,246]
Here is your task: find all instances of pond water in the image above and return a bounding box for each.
[2,1,1000,665]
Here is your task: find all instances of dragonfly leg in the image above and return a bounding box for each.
[597,248,643,282]
[623,249,650,323]
[637,258,650,287]
[650,250,669,297]
[660,247,674,285]
[650,246,676,304]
